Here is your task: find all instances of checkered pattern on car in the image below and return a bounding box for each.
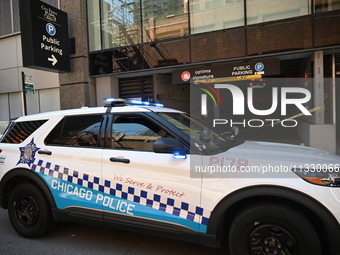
[31,159,210,226]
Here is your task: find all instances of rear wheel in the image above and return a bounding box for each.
[229,203,322,255]
[8,182,54,238]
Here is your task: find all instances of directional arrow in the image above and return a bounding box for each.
[47,54,58,66]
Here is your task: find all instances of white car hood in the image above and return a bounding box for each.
[231,140,340,165]
[197,141,340,178]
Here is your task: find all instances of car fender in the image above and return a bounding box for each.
[0,168,57,210]
[202,185,340,253]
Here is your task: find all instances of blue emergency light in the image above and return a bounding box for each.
[173,152,187,160]
[103,98,163,107]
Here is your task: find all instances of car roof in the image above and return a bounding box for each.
[14,106,183,122]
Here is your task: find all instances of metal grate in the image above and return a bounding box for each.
[336,53,340,76]
[119,76,153,100]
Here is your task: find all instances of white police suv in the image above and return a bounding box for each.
[0,98,340,255]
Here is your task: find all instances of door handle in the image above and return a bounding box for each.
[38,150,52,155]
[110,157,130,164]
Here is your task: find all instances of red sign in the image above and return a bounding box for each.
[181,71,191,82]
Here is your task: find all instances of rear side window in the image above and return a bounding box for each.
[0,120,47,144]
[45,115,103,147]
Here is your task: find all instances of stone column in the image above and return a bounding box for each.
[306,51,336,153]
[313,50,325,125]
[59,0,95,109]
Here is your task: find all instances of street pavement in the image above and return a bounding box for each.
[0,208,226,255]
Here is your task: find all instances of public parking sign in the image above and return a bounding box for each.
[19,0,70,72]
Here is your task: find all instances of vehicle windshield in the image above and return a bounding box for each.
[157,112,242,155]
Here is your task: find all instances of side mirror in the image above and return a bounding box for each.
[230,126,239,139]
[200,129,212,145]
[153,137,188,154]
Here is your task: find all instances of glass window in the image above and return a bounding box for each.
[0,120,47,144]
[0,93,21,131]
[142,0,189,42]
[315,0,340,12]
[157,112,241,155]
[12,0,20,33]
[0,94,10,123]
[26,92,39,116]
[45,115,103,147]
[247,0,311,25]
[0,0,58,37]
[87,0,101,51]
[9,92,22,120]
[0,0,12,36]
[39,88,60,113]
[110,115,169,151]
[190,0,244,34]
[101,0,142,48]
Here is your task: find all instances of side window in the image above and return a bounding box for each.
[111,116,169,151]
[45,115,103,147]
[0,120,47,144]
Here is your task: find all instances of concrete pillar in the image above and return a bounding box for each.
[95,76,119,106]
[59,0,95,109]
[297,51,337,154]
[313,51,325,125]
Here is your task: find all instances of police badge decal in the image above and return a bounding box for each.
[16,138,40,167]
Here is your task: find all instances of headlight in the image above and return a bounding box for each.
[293,168,340,187]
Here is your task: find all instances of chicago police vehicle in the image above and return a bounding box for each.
[0,98,340,255]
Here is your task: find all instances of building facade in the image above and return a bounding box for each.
[1,0,340,153]
[83,0,340,154]
[0,0,61,134]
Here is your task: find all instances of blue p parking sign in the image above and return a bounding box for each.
[46,23,56,36]
[255,62,264,72]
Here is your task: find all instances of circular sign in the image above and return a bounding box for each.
[46,23,56,36]
[181,71,191,82]
[255,62,264,72]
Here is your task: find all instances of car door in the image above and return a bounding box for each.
[39,114,105,220]
[101,113,207,233]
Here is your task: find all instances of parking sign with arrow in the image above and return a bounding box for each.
[19,0,70,72]
[48,55,58,66]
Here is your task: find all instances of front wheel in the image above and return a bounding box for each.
[229,203,322,255]
[8,182,55,238]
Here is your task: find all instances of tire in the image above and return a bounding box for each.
[8,182,55,238]
[228,203,322,255]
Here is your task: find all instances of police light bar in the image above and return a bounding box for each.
[103,98,163,107]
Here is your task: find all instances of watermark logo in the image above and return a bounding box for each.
[199,83,223,116]
[194,77,313,128]
[202,84,311,116]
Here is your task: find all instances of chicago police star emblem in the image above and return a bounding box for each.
[16,138,40,167]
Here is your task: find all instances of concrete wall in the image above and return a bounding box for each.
[0,35,59,94]
[0,34,60,122]
[154,74,190,112]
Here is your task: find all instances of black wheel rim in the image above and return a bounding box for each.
[15,195,39,226]
[248,224,297,255]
